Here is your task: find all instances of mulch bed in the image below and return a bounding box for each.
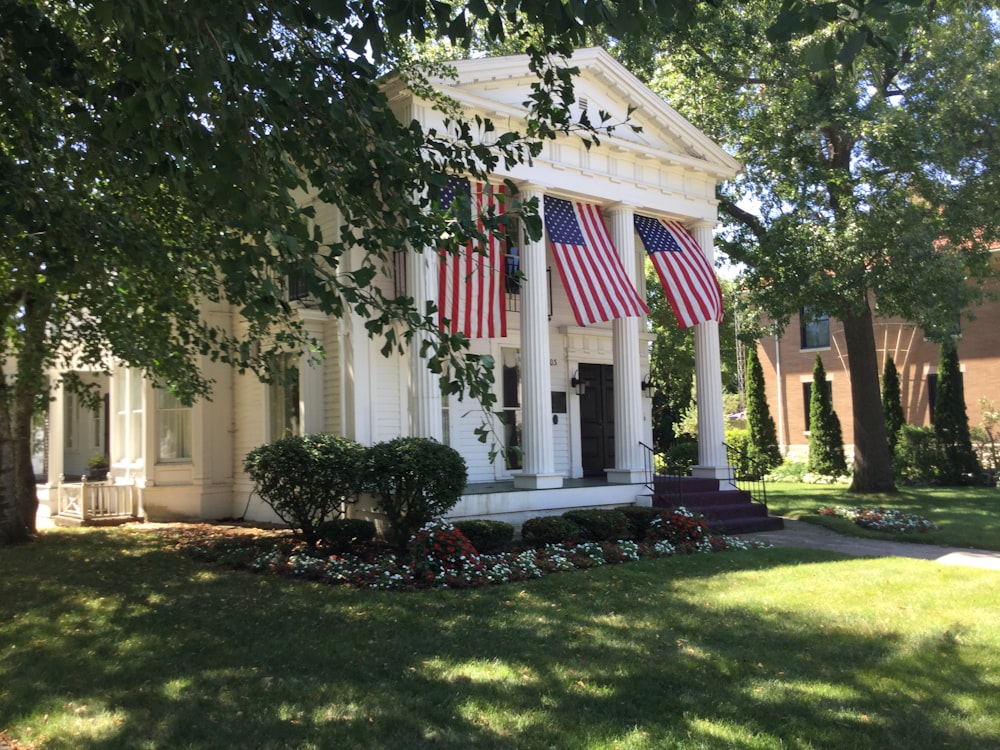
[125,520,299,550]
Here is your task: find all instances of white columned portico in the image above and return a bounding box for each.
[514,186,562,489]
[690,221,730,479]
[606,205,646,484]
[406,246,443,441]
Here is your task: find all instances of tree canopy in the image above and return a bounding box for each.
[2,0,970,543]
[1,0,717,544]
[641,0,1000,492]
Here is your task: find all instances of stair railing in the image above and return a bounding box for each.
[723,442,769,512]
[639,441,690,504]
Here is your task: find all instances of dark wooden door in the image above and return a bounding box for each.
[579,363,614,476]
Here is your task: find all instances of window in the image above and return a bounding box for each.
[504,214,521,298]
[65,392,75,450]
[802,380,832,432]
[800,308,830,350]
[113,366,144,466]
[269,353,301,441]
[157,389,191,461]
[500,348,522,470]
[505,243,521,296]
[440,371,451,447]
[286,271,310,302]
[93,396,104,450]
[926,372,937,423]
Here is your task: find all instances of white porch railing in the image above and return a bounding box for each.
[56,476,137,524]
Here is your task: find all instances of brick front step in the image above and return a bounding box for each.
[651,475,784,535]
[652,476,721,494]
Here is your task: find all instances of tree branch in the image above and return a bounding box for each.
[719,195,767,241]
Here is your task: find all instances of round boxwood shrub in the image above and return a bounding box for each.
[562,508,629,542]
[618,505,660,540]
[520,515,581,546]
[894,425,945,484]
[317,518,376,551]
[453,519,515,554]
[365,437,468,549]
[243,434,366,547]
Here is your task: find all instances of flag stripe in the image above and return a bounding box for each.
[635,214,723,329]
[438,179,507,338]
[544,196,648,326]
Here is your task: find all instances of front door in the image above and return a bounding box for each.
[579,363,614,476]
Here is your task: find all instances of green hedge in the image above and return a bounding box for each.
[520,515,581,545]
[562,508,629,542]
[453,519,515,553]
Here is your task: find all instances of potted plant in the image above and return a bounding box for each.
[87,454,110,481]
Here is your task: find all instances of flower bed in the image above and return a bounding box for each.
[185,510,768,591]
[818,506,936,533]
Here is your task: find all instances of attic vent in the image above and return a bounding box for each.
[578,97,589,112]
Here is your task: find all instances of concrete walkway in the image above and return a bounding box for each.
[743,519,1000,571]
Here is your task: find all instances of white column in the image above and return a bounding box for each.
[46,379,65,487]
[514,186,562,489]
[407,246,443,441]
[607,205,646,484]
[690,221,731,479]
[299,311,326,436]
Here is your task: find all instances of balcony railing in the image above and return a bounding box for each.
[56,476,137,525]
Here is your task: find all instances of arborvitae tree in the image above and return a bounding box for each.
[934,340,980,484]
[807,355,848,477]
[881,355,906,452]
[745,347,783,473]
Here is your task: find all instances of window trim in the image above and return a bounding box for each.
[800,308,831,351]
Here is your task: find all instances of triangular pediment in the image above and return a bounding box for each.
[423,47,740,180]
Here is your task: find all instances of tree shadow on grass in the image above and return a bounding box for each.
[2,530,998,749]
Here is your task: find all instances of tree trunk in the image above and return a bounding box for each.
[0,380,31,545]
[841,301,897,493]
[0,292,51,545]
[13,379,39,537]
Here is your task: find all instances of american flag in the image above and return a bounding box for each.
[544,196,649,326]
[438,177,507,338]
[634,214,723,328]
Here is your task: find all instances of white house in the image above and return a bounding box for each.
[37,48,742,529]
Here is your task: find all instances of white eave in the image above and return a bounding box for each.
[406,47,741,182]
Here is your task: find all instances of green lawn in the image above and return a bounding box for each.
[2,526,999,749]
[765,483,1000,551]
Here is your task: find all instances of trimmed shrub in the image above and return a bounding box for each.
[745,348,783,472]
[453,519,515,554]
[807,356,848,477]
[618,505,660,540]
[520,515,582,545]
[725,428,753,478]
[882,355,905,453]
[243,434,366,547]
[365,437,468,549]
[894,425,945,484]
[317,518,376,551]
[663,437,698,471]
[933,341,980,484]
[562,508,630,542]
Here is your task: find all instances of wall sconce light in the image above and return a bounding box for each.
[640,374,655,399]
[570,370,587,396]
